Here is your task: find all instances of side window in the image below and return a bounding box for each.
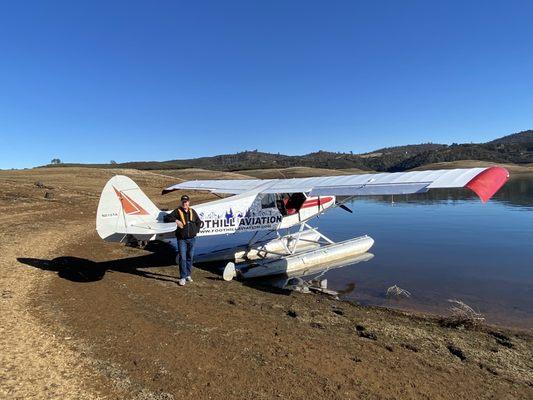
[261,193,276,209]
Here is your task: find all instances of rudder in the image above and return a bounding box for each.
[96,175,161,241]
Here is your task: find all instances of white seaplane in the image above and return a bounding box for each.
[96,166,509,281]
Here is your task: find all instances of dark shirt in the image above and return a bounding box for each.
[164,207,203,239]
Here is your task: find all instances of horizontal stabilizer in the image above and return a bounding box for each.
[120,221,177,235]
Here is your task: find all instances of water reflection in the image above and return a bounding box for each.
[263,253,374,289]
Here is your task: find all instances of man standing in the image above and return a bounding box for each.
[164,195,203,286]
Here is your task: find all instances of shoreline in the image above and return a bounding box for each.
[38,235,533,399]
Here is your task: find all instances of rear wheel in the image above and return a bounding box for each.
[223,262,236,281]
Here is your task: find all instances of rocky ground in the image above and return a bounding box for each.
[0,167,532,399]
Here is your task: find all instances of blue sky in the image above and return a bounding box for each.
[1,1,532,169]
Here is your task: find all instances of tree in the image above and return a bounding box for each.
[50,158,61,164]
[110,160,117,164]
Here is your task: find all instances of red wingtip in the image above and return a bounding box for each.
[465,166,509,203]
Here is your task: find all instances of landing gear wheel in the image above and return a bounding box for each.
[223,262,236,281]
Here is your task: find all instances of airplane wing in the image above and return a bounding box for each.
[162,167,509,203]
[162,179,262,195]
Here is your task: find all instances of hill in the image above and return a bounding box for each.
[241,166,364,179]
[410,160,533,174]
[40,129,533,173]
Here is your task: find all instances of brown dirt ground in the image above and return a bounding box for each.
[411,160,533,174]
[151,169,253,181]
[1,167,532,400]
[238,167,366,179]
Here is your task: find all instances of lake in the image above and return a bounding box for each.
[197,175,533,329]
[318,175,533,329]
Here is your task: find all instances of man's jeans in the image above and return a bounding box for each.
[177,238,196,279]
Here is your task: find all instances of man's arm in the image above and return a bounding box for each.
[163,209,178,223]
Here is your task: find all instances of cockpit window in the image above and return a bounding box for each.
[286,193,306,210]
[275,193,307,215]
[260,193,276,209]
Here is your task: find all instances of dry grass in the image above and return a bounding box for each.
[385,285,412,299]
[151,168,253,181]
[440,299,485,329]
[239,166,365,179]
[411,160,533,174]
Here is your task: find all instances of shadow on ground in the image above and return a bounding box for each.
[18,246,179,283]
[18,245,291,295]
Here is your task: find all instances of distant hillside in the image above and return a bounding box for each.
[488,130,533,145]
[393,130,533,171]
[43,129,533,172]
[360,143,448,171]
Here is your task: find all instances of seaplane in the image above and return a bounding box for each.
[96,166,509,282]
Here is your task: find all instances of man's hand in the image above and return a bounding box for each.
[176,221,184,229]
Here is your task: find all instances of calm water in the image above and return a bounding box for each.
[319,175,533,329]
[198,176,533,329]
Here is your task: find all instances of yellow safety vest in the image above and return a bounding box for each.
[177,208,195,225]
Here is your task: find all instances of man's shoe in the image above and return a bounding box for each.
[186,276,193,282]
[178,278,186,286]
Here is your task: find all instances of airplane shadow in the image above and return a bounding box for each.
[17,250,180,284]
[18,248,290,295]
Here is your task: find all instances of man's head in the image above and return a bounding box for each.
[181,194,190,209]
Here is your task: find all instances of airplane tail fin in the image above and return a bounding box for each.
[96,175,174,242]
